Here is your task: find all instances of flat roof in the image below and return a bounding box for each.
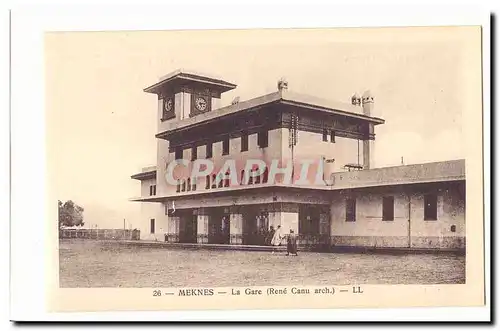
[157,90,385,138]
[143,69,237,94]
[327,159,465,190]
[131,166,156,180]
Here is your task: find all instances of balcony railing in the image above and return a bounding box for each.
[162,232,331,250]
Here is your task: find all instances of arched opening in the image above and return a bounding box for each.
[262,166,269,184]
[224,170,230,187]
[240,170,246,185]
[181,179,186,192]
[254,166,261,184]
[211,174,217,189]
[218,173,223,188]
[187,178,191,191]
[205,175,210,189]
[176,179,181,193]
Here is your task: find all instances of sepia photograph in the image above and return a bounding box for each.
[49,27,475,290]
[33,18,486,315]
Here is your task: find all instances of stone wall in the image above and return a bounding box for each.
[59,228,140,240]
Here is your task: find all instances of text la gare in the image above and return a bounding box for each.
[232,288,262,295]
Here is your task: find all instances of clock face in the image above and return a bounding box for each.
[164,98,173,112]
[194,97,208,111]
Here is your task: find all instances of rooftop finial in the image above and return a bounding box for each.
[351,92,361,106]
[231,96,240,105]
[361,90,374,116]
[277,77,288,92]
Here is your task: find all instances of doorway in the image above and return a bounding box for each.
[242,209,269,245]
[208,209,230,244]
[179,211,197,243]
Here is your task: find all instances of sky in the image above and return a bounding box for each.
[45,27,480,229]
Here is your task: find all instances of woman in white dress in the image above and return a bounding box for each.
[270,225,283,252]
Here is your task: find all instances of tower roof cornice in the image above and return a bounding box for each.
[143,69,237,95]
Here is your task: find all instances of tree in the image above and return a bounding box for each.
[58,200,85,228]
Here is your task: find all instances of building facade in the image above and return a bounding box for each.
[131,69,466,250]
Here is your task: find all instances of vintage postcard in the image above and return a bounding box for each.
[41,25,484,315]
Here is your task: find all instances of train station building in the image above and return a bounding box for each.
[131,69,465,251]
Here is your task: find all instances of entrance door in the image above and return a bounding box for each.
[242,211,257,245]
[299,205,321,245]
[243,210,269,245]
[221,216,230,245]
[208,210,230,244]
[179,212,197,243]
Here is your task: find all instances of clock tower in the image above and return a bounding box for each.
[143,69,237,123]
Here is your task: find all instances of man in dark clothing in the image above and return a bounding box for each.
[267,226,275,246]
[286,229,298,256]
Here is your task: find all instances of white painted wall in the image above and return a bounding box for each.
[138,202,168,241]
[329,183,465,248]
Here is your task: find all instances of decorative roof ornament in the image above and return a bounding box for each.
[362,90,374,104]
[351,93,362,106]
[231,96,240,105]
[277,77,288,92]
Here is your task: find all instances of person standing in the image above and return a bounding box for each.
[270,225,283,253]
[267,225,275,246]
[286,229,298,256]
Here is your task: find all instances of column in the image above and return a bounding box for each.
[230,213,243,244]
[167,216,180,242]
[280,211,299,234]
[319,212,331,246]
[319,213,330,235]
[268,203,299,234]
[196,209,209,244]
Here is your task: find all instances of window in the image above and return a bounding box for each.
[150,219,155,234]
[345,198,356,222]
[382,196,394,221]
[181,179,186,192]
[241,131,248,152]
[240,170,246,185]
[262,167,269,184]
[191,146,197,161]
[224,171,230,187]
[211,174,217,189]
[191,177,197,191]
[187,178,191,191]
[149,184,156,196]
[206,142,213,158]
[322,129,328,142]
[176,180,181,193]
[258,130,268,148]
[222,137,230,155]
[218,173,223,188]
[424,193,438,220]
[175,147,183,160]
[330,130,336,143]
[255,167,261,184]
[205,175,210,189]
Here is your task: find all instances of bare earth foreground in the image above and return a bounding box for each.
[59,239,465,288]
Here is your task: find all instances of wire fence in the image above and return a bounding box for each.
[59,228,140,240]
